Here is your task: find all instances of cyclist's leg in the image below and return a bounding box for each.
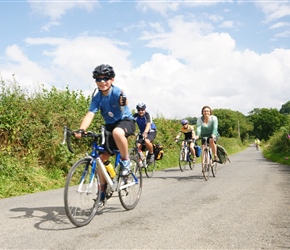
[98,153,111,206]
[209,137,218,161]
[111,120,136,176]
[189,142,196,162]
[145,131,156,163]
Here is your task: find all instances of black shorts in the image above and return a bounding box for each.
[202,136,217,145]
[104,119,136,152]
[137,130,156,144]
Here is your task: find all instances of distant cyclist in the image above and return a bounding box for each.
[254,138,260,150]
[175,119,196,162]
[195,106,219,162]
[133,103,157,163]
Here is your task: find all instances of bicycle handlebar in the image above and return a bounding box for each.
[62,126,113,154]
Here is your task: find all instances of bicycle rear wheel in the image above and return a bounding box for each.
[145,151,156,178]
[119,156,142,210]
[211,161,217,177]
[64,158,100,227]
[179,149,189,172]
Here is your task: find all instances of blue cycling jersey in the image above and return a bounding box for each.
[133,112,156,133]
[89,85,133,124]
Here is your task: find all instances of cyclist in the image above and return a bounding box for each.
[195,105,219,162]
[175,119,196,162]
[75,64,136,204]
[254,138,260,150]
[133,103,157,163]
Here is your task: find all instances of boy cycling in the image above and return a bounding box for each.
[175,119,196,162]
[75,64,136,205]
[133,103,157,163]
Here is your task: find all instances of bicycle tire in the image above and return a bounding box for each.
[145,151,156,178]
[118,156,142,210]
[179,149,189,172]
[64,158,100,227]
[211,161,217,177]
[188,151,195,170]
[202,150,210,181]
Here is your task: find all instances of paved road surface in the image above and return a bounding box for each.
[1,146,289,249]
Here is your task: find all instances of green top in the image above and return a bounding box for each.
[196,115,219,138]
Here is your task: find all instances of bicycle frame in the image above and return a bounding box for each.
[63,126,142,227]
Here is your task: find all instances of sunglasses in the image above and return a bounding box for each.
[95,77,111,82]
[137,109,145,111]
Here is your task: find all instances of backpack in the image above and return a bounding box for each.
[153,144,164,160]
[194,145,201,157]
[216,144,231,164]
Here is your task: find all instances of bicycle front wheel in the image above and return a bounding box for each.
[202,150,210,181]
[64,158,100,227]
[179,149,189,172]
[119,156,142,210]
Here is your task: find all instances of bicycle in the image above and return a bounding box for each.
[130,133,156,178]
[200,137,217,181]
[62,126,142,227]
[177,139,195,172]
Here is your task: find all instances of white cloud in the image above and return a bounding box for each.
[28,0,98,20]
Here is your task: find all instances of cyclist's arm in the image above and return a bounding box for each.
[75,111,95,139]
[175,132,182,141]
[195,117,202,139]
[211,115,219,138]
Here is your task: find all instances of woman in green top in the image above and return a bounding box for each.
[195,105,219,161]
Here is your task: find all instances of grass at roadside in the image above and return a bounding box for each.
[0,138,248,199]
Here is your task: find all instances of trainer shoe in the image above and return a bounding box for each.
[148,153,155,163]
[119,159,131,176]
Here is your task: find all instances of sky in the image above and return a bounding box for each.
[1,0,290,119]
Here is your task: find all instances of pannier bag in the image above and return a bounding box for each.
[194,145,201,157]
[153,144,164,160]
[216,144,231,164]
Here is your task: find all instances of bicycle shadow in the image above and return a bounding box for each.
[9,206,76,230]
[9,199,126,231]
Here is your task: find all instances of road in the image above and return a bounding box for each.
[0,146,290,249]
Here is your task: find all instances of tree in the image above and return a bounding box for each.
[280,100,290,114]
[213,109,252,141]
[248,108,287,141]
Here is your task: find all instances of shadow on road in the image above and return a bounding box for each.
[9,206,78,231]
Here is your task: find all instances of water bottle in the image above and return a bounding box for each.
[138,150,145,160]
[104,161,116,179]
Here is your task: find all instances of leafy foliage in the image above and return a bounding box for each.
[248,108,287,141]
[1,77,289,198]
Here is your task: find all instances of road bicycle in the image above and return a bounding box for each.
[62,126,142,227]
[200,137,217,181]
[177,139,195,172]
[130,133,156,178]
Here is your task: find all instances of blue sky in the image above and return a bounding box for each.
[1,1,290,119]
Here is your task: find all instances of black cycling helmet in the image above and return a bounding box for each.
[181,119,188,125]
[92,64,115,79]
[136,103,146,109]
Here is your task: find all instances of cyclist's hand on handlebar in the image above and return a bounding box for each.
[74,129,85,139]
